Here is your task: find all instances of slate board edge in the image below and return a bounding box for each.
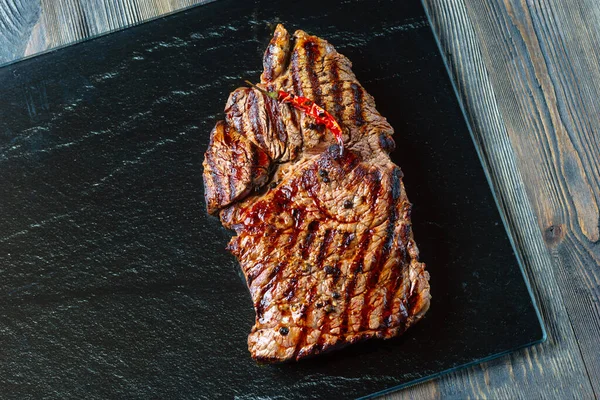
[362,335,545,399]
[419,0,547,344]
[358,3,548,397]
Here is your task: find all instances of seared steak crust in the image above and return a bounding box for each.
[203,25,430,362]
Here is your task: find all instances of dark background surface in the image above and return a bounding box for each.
[0,0,543,398]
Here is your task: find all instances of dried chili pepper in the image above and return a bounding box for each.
[245,80,344,154]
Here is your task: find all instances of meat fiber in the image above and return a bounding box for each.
[203,24,430,362]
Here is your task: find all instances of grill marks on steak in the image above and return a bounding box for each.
[202,24,430,362]
[203,121,271,214]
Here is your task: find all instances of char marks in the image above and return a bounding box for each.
[364,168,406,331]
[316,229,335,266]
[351,82,365,127]
[301,220,320,260]
[340,230,373,335]
[265,96,287,149]
[329,59,345,125]
[303,38,323,104]
[202,122,271,214]
[290,49,303,97]
[248,90,268,151]
[203,24,430,363]
[255,262,284,320]
[203,143,224,201]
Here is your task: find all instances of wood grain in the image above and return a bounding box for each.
[387,0,599,398]
[0,0,211,65]
[1,0,599,398]
[465,0,600,394]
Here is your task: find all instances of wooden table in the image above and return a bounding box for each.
[1,0,598,398]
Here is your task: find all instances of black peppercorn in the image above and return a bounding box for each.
[279,326,289,336]
[318,169,331,183]
[343,199,353,209]
[332,292,341,299]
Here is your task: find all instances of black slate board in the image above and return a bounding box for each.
[0,0,545,398]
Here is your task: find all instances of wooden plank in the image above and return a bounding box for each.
[389,0,600,398]
[0,0,210,65]
[459,0,600,395]
[0,0,41,63]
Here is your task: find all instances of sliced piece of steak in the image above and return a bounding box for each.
[203,121,271,214]
[202,24,430,362]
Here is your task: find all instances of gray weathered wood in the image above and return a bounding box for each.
[1,0,599,398]
[0,0,40,63]
[0,0,211,65]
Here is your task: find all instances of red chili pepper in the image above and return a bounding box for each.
[245,81,344,155]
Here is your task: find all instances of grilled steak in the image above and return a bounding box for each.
[203,24,430,362]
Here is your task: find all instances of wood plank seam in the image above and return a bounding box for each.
[498,1,600,396]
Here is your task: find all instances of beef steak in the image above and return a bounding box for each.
[203,24,430,362]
